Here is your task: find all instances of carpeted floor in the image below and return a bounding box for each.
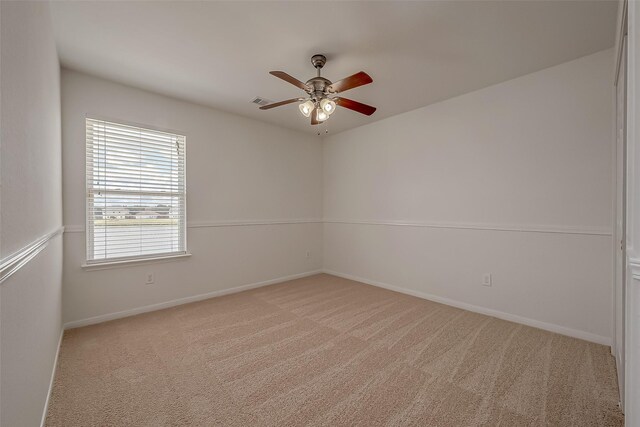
[46,274,623,426]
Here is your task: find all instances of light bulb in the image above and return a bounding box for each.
[320,98,336,115]
[317,108,328,122]
[299,100,314,118]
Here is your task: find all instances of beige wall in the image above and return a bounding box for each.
[0,1,63,426]
[61,70,323,325]
[323,49,615,344]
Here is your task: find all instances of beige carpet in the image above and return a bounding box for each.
[46,274,623,426]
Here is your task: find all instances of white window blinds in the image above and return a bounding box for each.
[86,118,186,263]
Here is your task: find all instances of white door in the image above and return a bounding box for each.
[614,33,627,407]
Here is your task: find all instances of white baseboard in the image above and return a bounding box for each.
[322,269,611,346]
[63,270,323,329]
[62,267,611,345]
[40,329,64,427]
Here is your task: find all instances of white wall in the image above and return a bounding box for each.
[323,49,615,344]
[61,70,323,326]
[0,1,63,426]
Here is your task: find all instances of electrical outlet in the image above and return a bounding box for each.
[482,273,492,287]
[146,273,154,284]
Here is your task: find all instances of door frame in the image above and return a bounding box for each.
[613,27,627,410]
[623,0,640,423]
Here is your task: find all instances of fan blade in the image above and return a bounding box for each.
[327,71,372,93]
[311,109,320,125]
[269,71,311,91]
[259,98,302,110]
[336,97,376,116]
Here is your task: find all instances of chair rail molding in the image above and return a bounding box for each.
[66,219,610,236]
[323,219,612,236]
[629,257,640,280]
[64,219,323,233]
[188,219,323,228]
[0,227,64,285]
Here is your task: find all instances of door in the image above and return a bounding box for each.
[614,33,627,407]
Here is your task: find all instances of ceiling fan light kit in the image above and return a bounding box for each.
[260,54,376,125]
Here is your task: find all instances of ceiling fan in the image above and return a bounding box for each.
[259,54,376,125]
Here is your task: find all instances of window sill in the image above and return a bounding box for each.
[81,252,192,271]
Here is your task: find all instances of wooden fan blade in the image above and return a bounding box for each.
[336,97,376,116]
[327,71,372,93]
[269,71,311,91]
[311,109,320,125]
[259,98,302,110]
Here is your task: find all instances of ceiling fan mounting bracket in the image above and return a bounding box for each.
[311,54,327,70]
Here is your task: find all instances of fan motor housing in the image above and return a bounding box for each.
[305,76,332,98]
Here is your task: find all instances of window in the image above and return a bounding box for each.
[86,118,186,263]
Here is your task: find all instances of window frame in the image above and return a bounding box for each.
[84,116,188,266]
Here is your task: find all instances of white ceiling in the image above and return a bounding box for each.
[50,1,617,135]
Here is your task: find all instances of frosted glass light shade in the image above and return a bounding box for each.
[316,108,328,122]
[320,98,336,115]
[299,100,314,117]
